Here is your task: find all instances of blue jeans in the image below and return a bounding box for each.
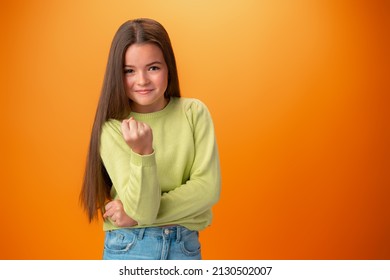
[103,226,202,260]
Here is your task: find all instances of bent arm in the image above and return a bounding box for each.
[100,120,161,225]
[155,100,221,224]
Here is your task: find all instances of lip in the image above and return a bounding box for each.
[134,89,154,95]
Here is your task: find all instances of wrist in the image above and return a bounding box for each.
[133,147,154,155]
[129,149,156,167]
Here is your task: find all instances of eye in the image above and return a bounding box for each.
[123,68,134,74]
[148,66,160,71]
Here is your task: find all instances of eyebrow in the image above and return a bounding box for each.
[124,61,163,68]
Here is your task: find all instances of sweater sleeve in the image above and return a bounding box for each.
[155,100,221,224]
[100,120,161,225]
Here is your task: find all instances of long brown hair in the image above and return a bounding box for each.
[80,18,181,222]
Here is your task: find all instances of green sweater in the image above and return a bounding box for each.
[100,97,221,231]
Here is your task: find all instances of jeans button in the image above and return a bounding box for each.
[164,229,170,235]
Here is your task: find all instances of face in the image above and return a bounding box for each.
[123,43,169,113]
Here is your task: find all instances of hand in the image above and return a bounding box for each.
[103,200,137,227]
[121,117,153,155]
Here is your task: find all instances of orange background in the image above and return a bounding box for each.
[1,0,389,259]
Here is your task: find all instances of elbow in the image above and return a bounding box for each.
[136,209,159,226]
[137,215,157,226]
[125,200,160,226]
[211,187,221,206]
[206,180,221,208]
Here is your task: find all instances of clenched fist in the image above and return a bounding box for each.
[103,200,137,227]
[121,117,153,155]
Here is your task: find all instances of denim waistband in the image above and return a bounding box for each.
[115,226,188,242]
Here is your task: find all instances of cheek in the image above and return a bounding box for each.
[157,72,168,89]
[123,77,134,91]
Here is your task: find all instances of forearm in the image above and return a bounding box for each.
[152,99,221,224]
[101,120,161,225]
[111,151,161,225]
[155,179,220,224]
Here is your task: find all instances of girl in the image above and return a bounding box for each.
[80,18,221,260]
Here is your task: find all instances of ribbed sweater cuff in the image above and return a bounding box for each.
[130,149,156,167]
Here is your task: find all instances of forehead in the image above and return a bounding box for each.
[124,43,165,65]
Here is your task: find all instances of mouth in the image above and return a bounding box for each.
[134,89,153,95]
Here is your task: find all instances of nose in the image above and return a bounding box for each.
[137,71,150,86]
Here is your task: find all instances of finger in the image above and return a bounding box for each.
[121,119,130,134]
[103,211,111,220]
[103,207,116,218]
[110,212,117,222]
[104,200,123,217]
[142,121,150,130]
[103,211,110,219]
[110,200,122,209]
[142,122,152,135]
[114,213,125,226]
[104,200,118,210]
[137,122,146,135]
[128,118,138,133]
[105,200,114,211]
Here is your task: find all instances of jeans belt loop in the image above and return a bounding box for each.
[138,228,146,240]
[176,226,181,242]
